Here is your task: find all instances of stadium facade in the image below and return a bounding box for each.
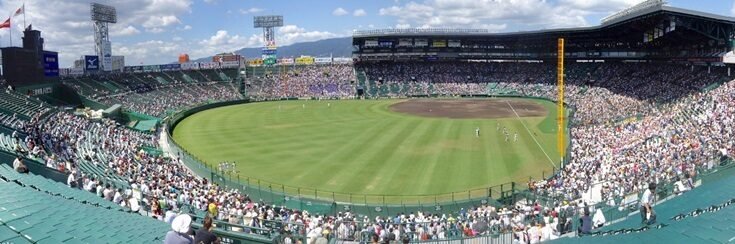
[353,4,735,64]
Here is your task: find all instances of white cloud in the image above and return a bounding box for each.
[192,30,259,58]
[333,7,349,16]
[183,25,192,30]
[240,7,264,15]
[0,0,194,67]
[142,15,181,30]
[147,28,165,33]
[277,25,340,47]
[395,23,411,29]
[112,25,141,37]
[201,30,235,46]
[353,9,367,17]
[732,1,735,16]
[379,0,645,31]
[115,40,183,65]
[279,25,305,34]
[559,0,645,13]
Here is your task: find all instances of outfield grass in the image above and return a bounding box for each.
[172,99,561,198]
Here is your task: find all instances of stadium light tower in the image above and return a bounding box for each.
[90,3,117,72]
[254,15,283,66]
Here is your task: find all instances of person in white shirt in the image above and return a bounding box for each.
[85,178,97,192]
[593,209,606,228]
[527,223,540,244]
[164,208,177,224]
[129,197,140,213]
[640,182,656,225]
[103,184,113,201]
[12,156,28,173]
[96,184,104,197]
[67,170,76,188]
[113,189,123,204]
[540,222,553,242]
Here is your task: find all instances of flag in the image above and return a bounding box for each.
[0,18,10,29]
[13,4,24,17]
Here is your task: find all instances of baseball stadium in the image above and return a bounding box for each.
[0,0,735,243]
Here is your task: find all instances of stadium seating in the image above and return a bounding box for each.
[0,90,51,120]
[0,165,169,243]
[62,68,243,117]
[0,60,732,243]
[0,114,25,131]
[248,64,356,98]
[0,164,122,210]
[551,166,735,243]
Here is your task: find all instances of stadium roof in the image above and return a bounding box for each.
[352,5,735,38]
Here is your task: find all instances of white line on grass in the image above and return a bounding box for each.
[505,101,557,169]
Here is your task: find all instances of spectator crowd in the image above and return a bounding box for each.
[63,69,242,118]
[249,64,356,99]
[0,61,733,243]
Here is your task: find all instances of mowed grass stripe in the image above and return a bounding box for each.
[341,119,417,194]
[172,99,561,197]
[289,116,395,187]
[413,120,450,195]
[382,118,435,194]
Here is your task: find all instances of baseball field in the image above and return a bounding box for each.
[172,98,564,201]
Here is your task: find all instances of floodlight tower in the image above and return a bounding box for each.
[90,3,117,72]
[254,15,283,66]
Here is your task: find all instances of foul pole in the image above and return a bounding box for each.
[557,38,565,166]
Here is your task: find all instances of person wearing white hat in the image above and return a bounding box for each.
[164,214,193,244]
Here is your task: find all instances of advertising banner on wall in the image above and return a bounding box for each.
[143,65,160,72]
[314,57,332,64]
[160,64,181,71]
[43,51,59,77]
[221,61,239,68]
[101,41,112,71]
[295,56,315,65]
[84,55,99,71]
[248,59,263,66]
[278,58,294,65]
[199,62,221,69]
[332,57,352,64]
[181,62,199,70]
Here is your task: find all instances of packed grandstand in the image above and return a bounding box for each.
[1,2,735,244]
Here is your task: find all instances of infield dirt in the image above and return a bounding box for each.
[389,99,548,119]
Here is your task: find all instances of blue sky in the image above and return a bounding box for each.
[0,0,732,67]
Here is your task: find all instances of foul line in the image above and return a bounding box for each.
[505,101,557,169]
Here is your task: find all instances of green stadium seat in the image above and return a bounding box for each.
[0,226,20,242]
[3,236,33,244]
[0,172,169,243]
